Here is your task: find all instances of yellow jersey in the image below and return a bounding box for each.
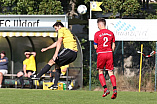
[23,55,36,71]
[58,27,78,51]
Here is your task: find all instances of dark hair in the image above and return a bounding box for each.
[24,50,31,56]
[24,50,30,53]
[97,18,106,26]
[1,51,6,55]
[53,22,64,27]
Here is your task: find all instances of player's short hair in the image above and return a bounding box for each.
[53,22,64,27]
[1,51,6,55]
[97,18,106,26]
[24,50,31,56]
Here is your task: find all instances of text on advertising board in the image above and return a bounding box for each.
[0,19,40,27]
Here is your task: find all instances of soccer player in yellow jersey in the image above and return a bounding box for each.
[17,50,36,89]
[17,50,36,88]
[31,22,78,90]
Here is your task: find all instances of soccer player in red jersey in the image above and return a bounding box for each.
[94,18,117,99]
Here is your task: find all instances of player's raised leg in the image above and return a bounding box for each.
[31,59,55,80]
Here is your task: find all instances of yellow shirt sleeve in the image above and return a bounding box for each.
[23,59,28,65]
[58,29,64,38]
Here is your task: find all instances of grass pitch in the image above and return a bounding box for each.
[0,88,157,104]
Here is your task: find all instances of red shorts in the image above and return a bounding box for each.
[97,52,114,71]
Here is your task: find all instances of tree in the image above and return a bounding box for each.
[0,0,63,15]
[38,0,63,14]
[85,0,142,18]
[84,0,157,19]
[66,0,78,18]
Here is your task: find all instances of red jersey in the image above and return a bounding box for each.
[94,29,115,53]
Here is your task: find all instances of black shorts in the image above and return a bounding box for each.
[55,48,77,67]
[22,70,34,74]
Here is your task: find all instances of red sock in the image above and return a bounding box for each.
[110,75,116,89]
[99,74,106,88]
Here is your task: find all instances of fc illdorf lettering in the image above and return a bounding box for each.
[0,19,40,27]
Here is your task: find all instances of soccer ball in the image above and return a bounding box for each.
[77,5,87,14]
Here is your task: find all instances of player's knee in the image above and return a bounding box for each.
[98,69,103,74]
[17,72,23,77]
[108,70,114,76]
[27,73,32,77]
[48,59,55,66]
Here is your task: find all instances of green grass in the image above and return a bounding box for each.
[0,88,157,104]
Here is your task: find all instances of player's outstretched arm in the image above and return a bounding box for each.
[31,52,36,57]
[53,37,63,61]
[41,42,57,52]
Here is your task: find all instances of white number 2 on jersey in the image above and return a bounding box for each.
[103,37,108,47]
